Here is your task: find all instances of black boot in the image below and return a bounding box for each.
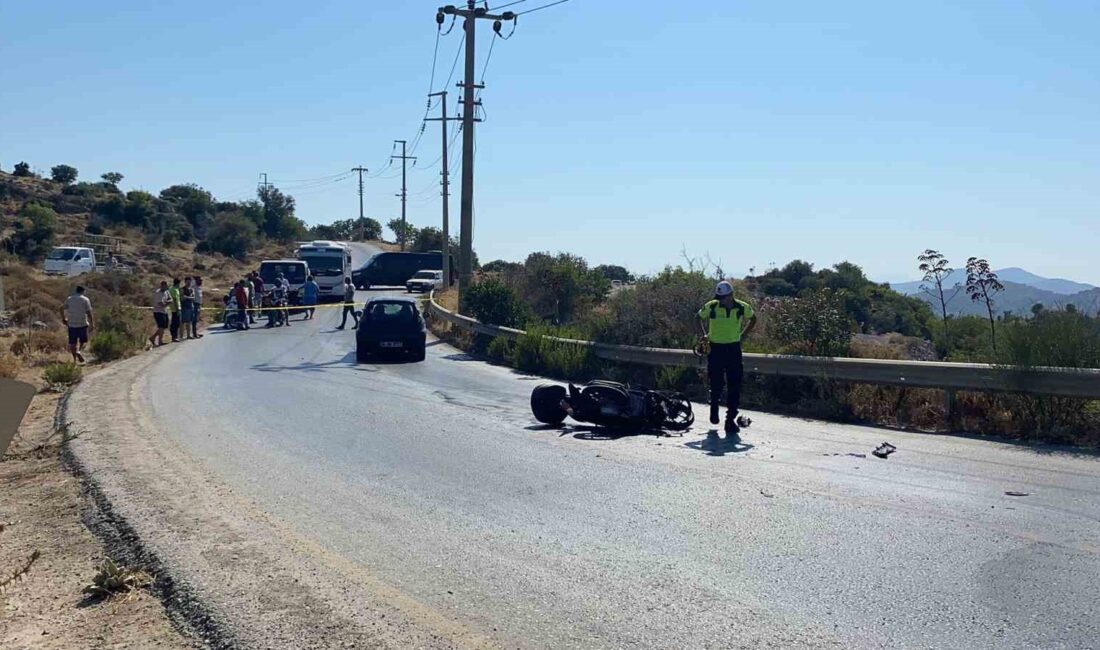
[710,402,720,425]
[724,414,740,437]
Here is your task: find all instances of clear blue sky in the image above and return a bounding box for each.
[2,1,1098,284]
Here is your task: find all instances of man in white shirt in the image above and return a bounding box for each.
[60,285,93,363]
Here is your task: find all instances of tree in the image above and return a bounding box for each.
[202,213,259,259]
[11,202,59,260]
[160,184,215,237]
[594,264,634,283]
[50,164,78,185]
[965,257,1005,351]
[101,172,124,185]
[257,186,305,242]
[356,217,387,243]
[918,249,961,356]
[122,190,157,229]
[13,161,33,177]
[461,277,528,327]
[520,252,610,324]
[387,218,418,248]
[482,259,523,276]
[771,289,853,357]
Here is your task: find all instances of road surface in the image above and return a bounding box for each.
[72,243,1100,648]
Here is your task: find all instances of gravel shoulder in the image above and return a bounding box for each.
[0,371,194,650]
[63,346,494,649]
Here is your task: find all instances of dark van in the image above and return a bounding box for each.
[352,252,453,289]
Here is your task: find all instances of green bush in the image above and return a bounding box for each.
[770,289,853,357]
[11,202,59,260]
[44,362,82,385]
[486,337,515,364]
[86,304,147,362]
[201,213,258,259]
[461,278,528,328]
[89,330,133,361]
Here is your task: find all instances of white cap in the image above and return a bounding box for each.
[715,281,734,297]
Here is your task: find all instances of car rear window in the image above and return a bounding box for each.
[366,302,417,322]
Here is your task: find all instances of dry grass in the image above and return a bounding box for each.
[0,352,22,378]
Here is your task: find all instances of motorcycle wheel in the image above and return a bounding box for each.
[531,384,568,425]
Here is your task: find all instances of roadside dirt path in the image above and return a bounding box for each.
[0,370,196,649]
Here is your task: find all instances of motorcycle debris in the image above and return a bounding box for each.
[872,442,897,459]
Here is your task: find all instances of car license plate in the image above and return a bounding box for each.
[380,341,403,348]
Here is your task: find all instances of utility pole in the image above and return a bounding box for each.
[438,2,513,300]
[351,166,368,241]
[426,91,461,287]
[391,140,417,251]
[258,173,273,194]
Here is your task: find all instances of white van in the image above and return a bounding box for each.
[43,247,96,276]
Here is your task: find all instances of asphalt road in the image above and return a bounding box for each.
[132,243,1100,648]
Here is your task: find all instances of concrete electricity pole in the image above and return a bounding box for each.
[391,140,417,251]
[438,2,516,298]
[426,91,461,287]
[351,166,368,241]
[258,173,273,193]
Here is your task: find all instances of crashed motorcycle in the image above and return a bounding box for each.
[530,380,695,433]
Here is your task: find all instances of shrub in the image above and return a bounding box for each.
[512,325,595,380]
[461,278,527,328]
[201,213,258,259]
[43,362,82,385]
[10,330,67,357]
[770,289,853,356]
[486,336,515,364]
[0,353,22,378]
[10,202,59,260]
[88,330,134,362]
[13,161,33,177]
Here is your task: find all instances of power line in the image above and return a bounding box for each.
[269,170,350,184]
[516,0,571,16]
[488,0,529,10]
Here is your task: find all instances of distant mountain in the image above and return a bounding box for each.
[993,268,1096,295]
[895,280,1100,318]
[889,268,1095,298]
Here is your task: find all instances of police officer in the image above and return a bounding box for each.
[696,281,757,435]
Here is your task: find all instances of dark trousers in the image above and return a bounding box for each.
[708,342,744,418]
[169,311,181,340]
[238,307,249,329]
[339,305,358,328]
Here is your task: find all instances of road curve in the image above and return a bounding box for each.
[71,242,1100,648]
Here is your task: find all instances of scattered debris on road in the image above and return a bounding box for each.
[1004,491,1030,497]
[759,489,775,498]
[736,415,753,429]
[872,442,897,459]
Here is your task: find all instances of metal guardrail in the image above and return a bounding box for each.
[427,293,1100,400]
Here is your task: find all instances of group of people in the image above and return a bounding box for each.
[150,276,204,346]
[225,271,325,330]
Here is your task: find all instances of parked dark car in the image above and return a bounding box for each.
[352,252,453,289]
[356,297,427,362]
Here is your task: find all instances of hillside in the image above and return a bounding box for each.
[890,268,1096,296]
[889,268,1099,317]
[0,171,285,294]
